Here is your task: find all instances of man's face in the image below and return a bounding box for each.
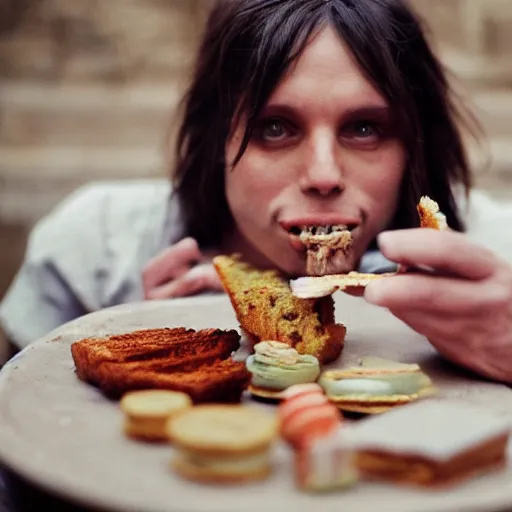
[225,27,406,275]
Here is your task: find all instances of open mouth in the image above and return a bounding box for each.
[287,224,356,276]
[288,224,357,237]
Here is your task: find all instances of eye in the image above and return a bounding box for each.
[340,120,382,147]
[257,118,294,143]
[352,122,377,138]
[262,119,287,140]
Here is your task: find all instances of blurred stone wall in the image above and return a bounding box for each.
[0,0,511,300]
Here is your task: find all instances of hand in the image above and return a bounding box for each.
[364,228,512,383]
[142,237,224,300]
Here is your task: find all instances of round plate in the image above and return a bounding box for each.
[0,294,511,512]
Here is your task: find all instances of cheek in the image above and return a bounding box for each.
[225,146,290,216]
[359,144,406,216]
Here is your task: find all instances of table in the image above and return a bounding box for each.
[0,295,511,512]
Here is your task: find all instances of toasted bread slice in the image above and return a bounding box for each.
[71,327,240,384]
[97,358,251,403]
[71,328,250,403]
[213,255,346,364]
[71,328,237,380]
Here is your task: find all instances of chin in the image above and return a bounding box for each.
[259,248,303,276]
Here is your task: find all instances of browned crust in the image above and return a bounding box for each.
[71,328,250,403]
[95,359,250,403]
[71,328,240,381]
[172,456,272,484]
[355,434,509,487]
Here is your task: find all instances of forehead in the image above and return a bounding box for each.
[268,26,387,109]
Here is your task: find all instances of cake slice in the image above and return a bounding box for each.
[345,400,511,486]
[213,254,346,364]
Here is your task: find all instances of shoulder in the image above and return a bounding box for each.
[28,179,177,307]
[36,179,172,240]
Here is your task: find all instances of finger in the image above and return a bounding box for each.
[377,229,496,280]
[147,264,224,300]
[142,238,202,292]
[388,307,474,367]
[364,273,486,314]
[389,307,454,341]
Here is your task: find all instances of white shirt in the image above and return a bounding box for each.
[1,179,511,349]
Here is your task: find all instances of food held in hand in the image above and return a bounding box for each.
[417,196,448,230]
[289,195,447,300]
[295,428,359,492]
[120,389,192,442]
[246,341,321,399]
[71,327,251,403]
[319,357,436,414]
[279,383,342,448]
[290,271,396,299]
[299,225,354,276]
[345,400,511,487]
[167,405,279,484]
[213,254,346,363]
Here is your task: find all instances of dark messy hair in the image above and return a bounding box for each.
[171,0,476,248]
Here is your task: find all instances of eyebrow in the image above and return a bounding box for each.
[344,105,391,119]
[261,103,392,121]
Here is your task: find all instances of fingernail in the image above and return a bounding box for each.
[364,281,384,305]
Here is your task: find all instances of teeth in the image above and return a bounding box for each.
[301,225,349,236]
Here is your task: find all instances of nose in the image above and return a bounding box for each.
[299,134,344,198]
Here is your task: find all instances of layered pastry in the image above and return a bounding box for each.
[213,254,346,364]
[167,405,278,484]
[299,225,354,276]
[246,341,321,399]
[345,400,511,487]
[319,357,436,414]
[120,389,192,442]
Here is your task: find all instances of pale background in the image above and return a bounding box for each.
[0,0,511,302]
